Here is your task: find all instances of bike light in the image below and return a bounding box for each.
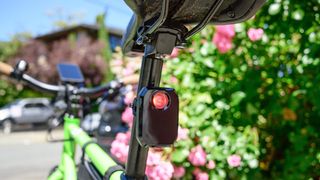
[152,91,169,109]
[136,87,179,147]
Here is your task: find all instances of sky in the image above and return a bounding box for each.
[0,0,133,41]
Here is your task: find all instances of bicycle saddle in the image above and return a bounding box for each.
[122,0,265,56]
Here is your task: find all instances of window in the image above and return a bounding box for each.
[109,35,122,51]
[24,103,47,109]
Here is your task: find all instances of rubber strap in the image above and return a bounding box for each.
[81,140,97,162]
[104,165,124,180]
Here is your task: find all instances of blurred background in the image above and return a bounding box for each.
[0,0,319,180]
[0,1,134,179]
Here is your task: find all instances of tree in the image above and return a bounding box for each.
[96,13,114,82]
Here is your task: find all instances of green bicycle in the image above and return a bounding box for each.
[0,60,138,179]
[0,0,265,179]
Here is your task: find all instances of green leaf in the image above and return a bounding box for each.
[230,91,246,106]
[268,3,281,15]
[203,58,214,68]
[246,103,258,115]
[215,100,230,110]
[171,149,189,163]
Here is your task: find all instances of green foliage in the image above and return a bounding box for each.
[0,79,20,107]
[0,81,48,107]
[0,34,45,107]
[163,0,320,179]
[0,33,28,62]
[96,13,114,82]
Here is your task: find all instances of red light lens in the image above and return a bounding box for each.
[152,91,169,109]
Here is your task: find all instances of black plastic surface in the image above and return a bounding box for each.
[122,0,266,55]
[136,87,179,147]
[125,0,265,25]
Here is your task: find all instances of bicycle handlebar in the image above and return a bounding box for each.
[0,61,139,97]
[0,61,14,76]
[22,74,135,98]
[74,83,114,98]
[22,74,65,94]
[75,75,139,97]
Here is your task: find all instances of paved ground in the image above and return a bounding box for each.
[0,128,64,180]
[0,125,116,180]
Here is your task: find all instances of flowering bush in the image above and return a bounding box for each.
[161,0,320,179]
[110,0,320,179]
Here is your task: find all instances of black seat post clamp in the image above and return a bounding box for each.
[103,165,126,180]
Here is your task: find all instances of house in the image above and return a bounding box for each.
[35,24,123,51]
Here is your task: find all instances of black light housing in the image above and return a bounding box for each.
[135,87,179,147]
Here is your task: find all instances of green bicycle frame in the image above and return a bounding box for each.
[48,116,123,180]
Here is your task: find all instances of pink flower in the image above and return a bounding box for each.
[195,172,209,180]
[227,154,241,167]
[188,47,195,53]
[170,47,180,58]
[177,127,189,140]
[113,59,123,66]
[212,25,235,53]
[196,172,209,180]
[173,166,185,178]
[122,107,134,125]
[111,132,131,163]
[115,132,130,144]
[213,34,233,53]
[247,28,264,41]
[110,139,129,163]
[145,166,154,178]
[122,67,135,76]
[170,76,178,84]
[147,152,162,166]
[206,160,216,169]
[124,91,135,105]
[127,61,139,69]
[146,161,174,180]
[216,25,235,38]
[193,168,209,180]
[188,145,207,166]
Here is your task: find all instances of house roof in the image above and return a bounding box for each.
[35,24,123,42]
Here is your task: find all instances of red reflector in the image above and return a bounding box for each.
[152,91,169,109]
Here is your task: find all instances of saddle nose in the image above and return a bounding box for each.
[121,15,144,57]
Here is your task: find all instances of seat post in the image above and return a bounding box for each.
[124,24,186,179]
[124,54,163,179]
